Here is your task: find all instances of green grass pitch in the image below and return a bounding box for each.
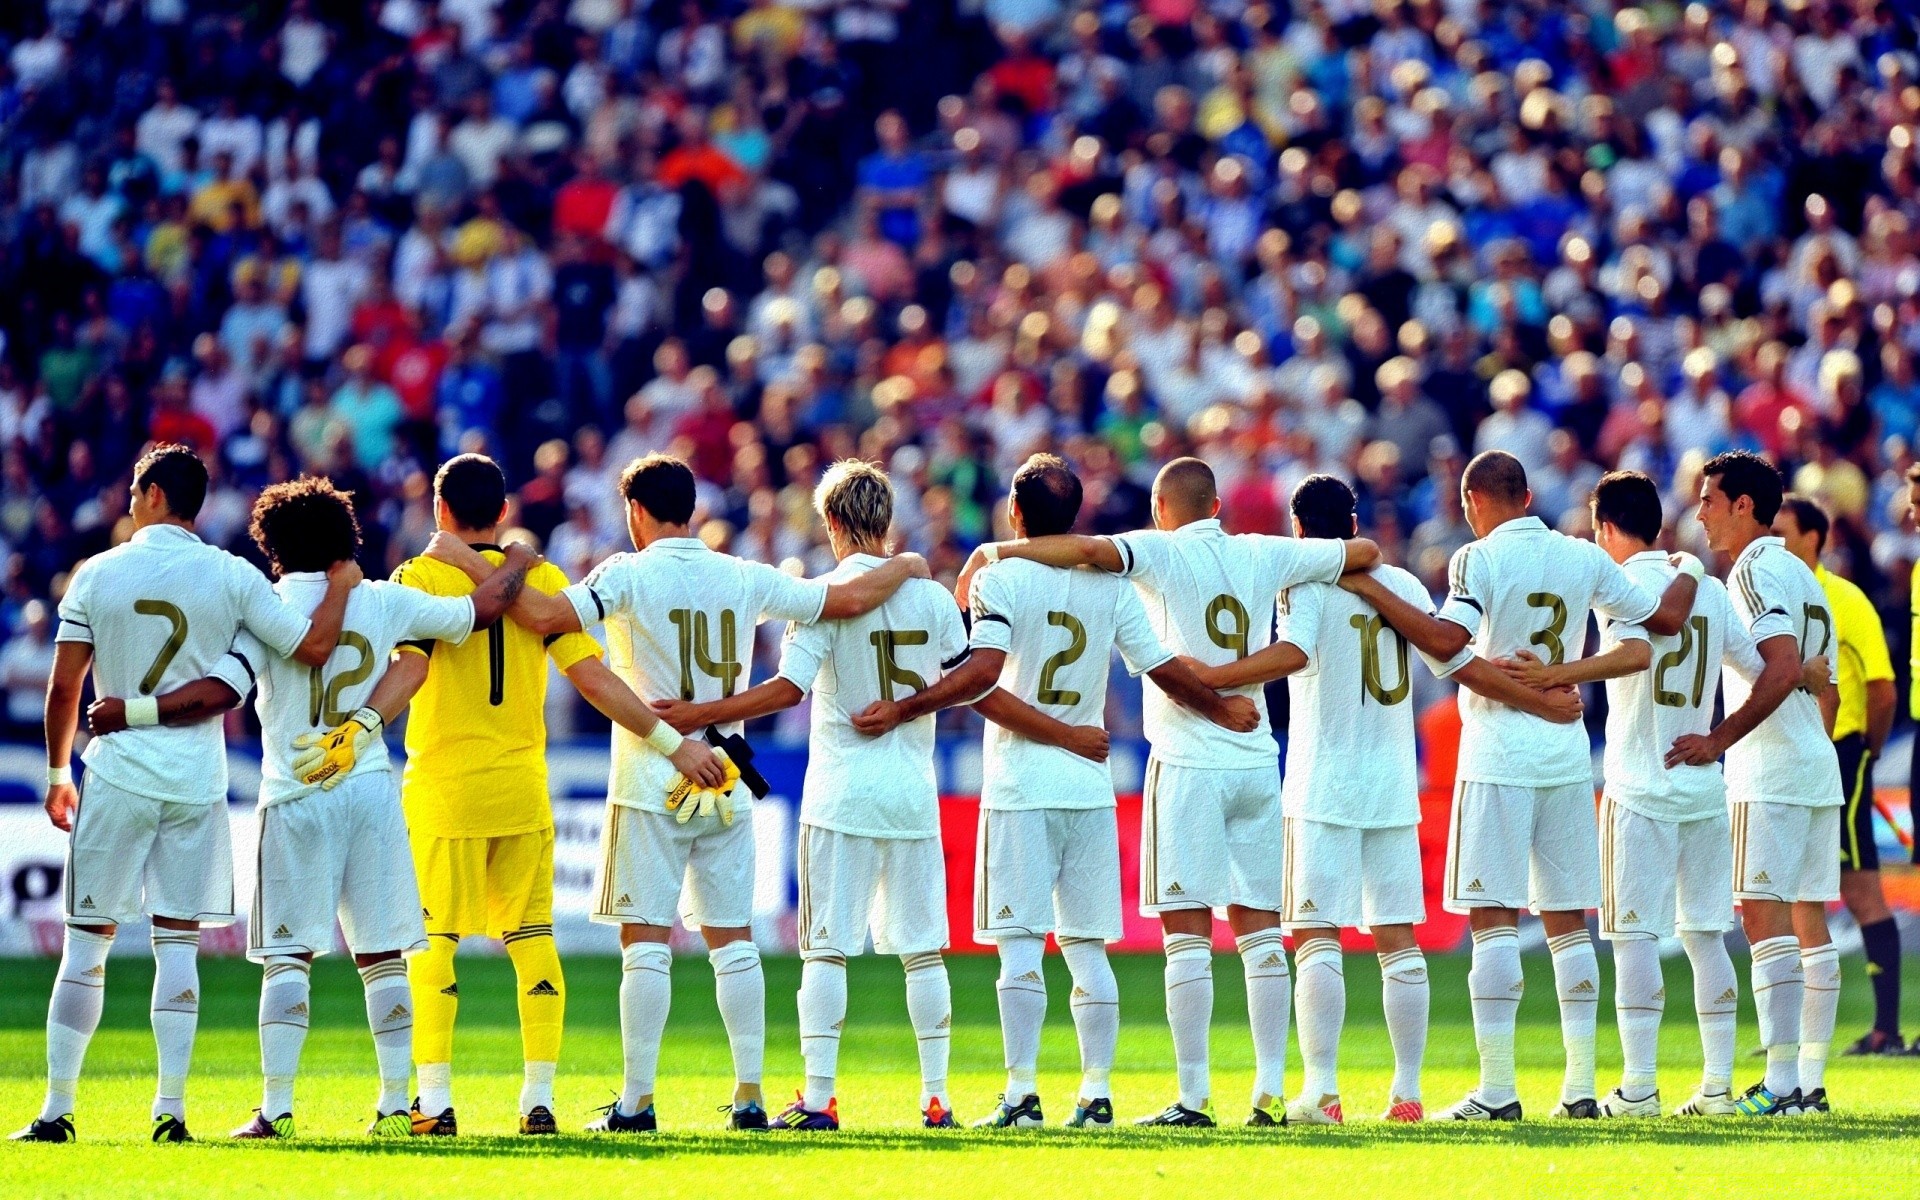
[2,949,1917,1199]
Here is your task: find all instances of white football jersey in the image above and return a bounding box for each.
[561,537,829,815]
[55,524,315,804]
[219,575,474,808]
[1278,565,1469,827]
[1599,555,1760,823]
[778,555,969,839]
[1721,536,1843,808]
[968,558,1173,811]
[1436,516,1661,787]
[1108,519,1348,768]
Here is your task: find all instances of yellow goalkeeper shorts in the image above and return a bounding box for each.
[413,829,555,939]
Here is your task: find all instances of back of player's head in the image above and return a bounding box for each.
[815,459,893,544]
[133,443,207,521]
[1290,474,1357,540]
[1010,453,1082,537]
[250,476,361,576]
[1153,457,1217,520]
[621,454,697,526]
[1778,493,1830,552]
[434,454,507,531]
[1461,450,1528,506]
[1701,450,1784,524]
[1590,470,1663,544]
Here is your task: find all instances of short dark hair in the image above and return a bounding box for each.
[1010,453,1083,537]
[1461,450,1528,505]
[133,444,207,520]
[620,454,697,525]
[1702,450,1784,524]
[1590,470,1663,544]
[435,454,507,531]
[1154,457,1217,518]
[1778,493,1830,553]
[250,476,361,576]
[1290,474,1357,539]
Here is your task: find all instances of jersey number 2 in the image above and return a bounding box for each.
[308,632,376,726]
[1653,615,1711,709]
[1037,611,1087,706]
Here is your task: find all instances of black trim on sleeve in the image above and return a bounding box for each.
[1450,596,1484,615]
[399,639,435,657]
[588,587,606,621]
[973,612,1010,626]
[61,620,90,630]
[941,648,973,671]
[1112,537,1134,575]
[224,650,256,687]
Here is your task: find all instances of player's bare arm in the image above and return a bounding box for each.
[651,677,803,733]
[1142,657,1260,732]
[1451,657,1584,724]
[1337,537,1383,573]
[1817,676,1840,738]
[819,552,931,619]
[1177,643,1309,691]
[290,558,365,667]
[466,542,537,628]
[42,641,90,831]
[1666,632,1803,767]
[86,678,244,735]
[852,648,1003,736]
[1640,568,1698,637]
[1340,570,1474,660]
[970,687,1109,762]
[956,534,1124,602]
[1497,640,1652,690]
[1865,674,1896,754]
[564,656,727,788]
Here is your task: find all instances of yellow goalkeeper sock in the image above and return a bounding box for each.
[504,926,564,1109]
[410,934,460,1069]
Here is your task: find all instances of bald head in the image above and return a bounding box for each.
[1152,457,1219,528]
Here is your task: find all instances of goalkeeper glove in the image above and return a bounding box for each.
[665,750,742,827]
[293,706,383,789]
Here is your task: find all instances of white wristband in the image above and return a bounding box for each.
[644,721,684,757]
[1672,552,1706,582]
[48,765,72,787]
[981,543,1001,563]
[125,696,161,727]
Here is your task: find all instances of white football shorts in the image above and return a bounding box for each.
[248,772,426,960]
[66,772,235,927]
[1444,780,1600,914]
[973,806,1122,944]
[592,802,755,930]
[1282,817,1424,931]
[1731,801,1841,904]
[1599,795,1734,940]
[1140,759,1284,915]
[797,824,948,959]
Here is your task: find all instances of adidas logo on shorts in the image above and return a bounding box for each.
[1165,882,1185,896]
[1465,878,1484,892]
[616,894,632,906]
[1621,909,1638,923]
[273,925,291,939]
[815,926,830,940]
[1752,871,1771,885]
[996,906,1014,920]
[527,980,559,997]
[79,895,95,908]
[1299,899,1317,913]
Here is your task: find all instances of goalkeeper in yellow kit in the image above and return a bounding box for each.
[301,454,724,1135]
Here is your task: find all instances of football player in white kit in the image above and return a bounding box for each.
[16,447,358,1145]
[957,456,1379,1128]
[1667,451,1844,1117]
[1337,450,1697,1121]
[1496,472,1826,1118]
[652,460,969,1131]
[866,454,1257,1130]
[1179,475,1589,1126]
[441,453,928,1133]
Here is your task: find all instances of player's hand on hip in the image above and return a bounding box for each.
[648,697,705,734]
[44,782,77,831]
[851,699,903,736]
[1063,724,1110,762]
[1497,649,1553,689]
[1799,655,1829,692]
[668,738,727,790]
[1217,694,1260,732]
[1665,732,1721,768]
[293,707,382,789]
[86,697,128,735]
[327,557,364,588]
[1538,684,1584,724]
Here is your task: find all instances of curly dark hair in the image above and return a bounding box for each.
[250,476,361,576]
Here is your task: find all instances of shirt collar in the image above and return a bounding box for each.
[1627,550,1668,565]
[646,536,707,553]
[130,523,202,547]
[1734,535,1783,569]
[1487,515,1547,537]
[1173,518,1224,537]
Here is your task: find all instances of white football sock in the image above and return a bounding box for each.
[903,952,951,1108]
[1610,938,1663,1097]
[359,959,413,1114]
[149,928,200,1122]
[258,957,311,1117]
[1163,931,1213,1110]
[415,1062,452,1118]
[1549,929,1599,1104]
[1379,947,1428,1102]
[1238,928,1291,1106]
[798,955,847,1110]
[1798,942,1841,1093]
[1681,930,1737,1094]
[618,942,673,1114]
[994,936,1047,1100]
[1467,926,1522,1106]
[709,941,765,1089]
[520,1062,556,1115]
[1293,937,1343,1103]
[41,925,113,1121]
[1060,937,1118,1100]
[1750,935,1803,1097]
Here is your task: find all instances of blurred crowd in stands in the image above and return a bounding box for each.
[0,0,1916,745]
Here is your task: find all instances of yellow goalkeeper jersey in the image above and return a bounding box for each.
[392,547,603,838]
[1816,564,1893,743]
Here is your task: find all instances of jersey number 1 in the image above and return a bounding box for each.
[308,632,376,726]
[1653,615,1711,709]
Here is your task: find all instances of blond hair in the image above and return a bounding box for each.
[815,459,894,546]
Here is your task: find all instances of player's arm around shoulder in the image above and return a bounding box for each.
[818,550,930,620]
